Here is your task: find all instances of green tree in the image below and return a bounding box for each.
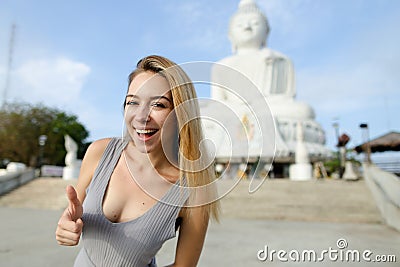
[0,102,90,167]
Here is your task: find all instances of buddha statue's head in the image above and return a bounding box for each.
[229,0,270,53]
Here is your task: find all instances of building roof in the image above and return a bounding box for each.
[354,131,400,153]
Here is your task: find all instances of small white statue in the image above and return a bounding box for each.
[294,122,309,164]
[63,135,82,180]
[65,134,78,167]
[289,122,313,180]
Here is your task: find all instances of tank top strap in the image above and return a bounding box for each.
[161,177,190,208]
[87,137,128,195]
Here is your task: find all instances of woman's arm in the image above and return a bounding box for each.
[55,138,111,246]
[74,138,111,202]
[169,207,210,267]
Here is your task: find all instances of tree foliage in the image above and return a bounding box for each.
[0,102,90,167]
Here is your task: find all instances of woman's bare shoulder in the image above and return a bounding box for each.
[75,138,113,202]
[85,138,113,158]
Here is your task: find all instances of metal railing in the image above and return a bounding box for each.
[373,157,400,176]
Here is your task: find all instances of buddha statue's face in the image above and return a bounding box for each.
[229,12,268,49]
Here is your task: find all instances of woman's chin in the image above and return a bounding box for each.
[132,141,158,154]
[133,144,150,154]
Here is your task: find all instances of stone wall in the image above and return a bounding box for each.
[0,169,36,196]
[364,163,400,231]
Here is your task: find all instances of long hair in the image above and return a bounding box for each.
[126,55,219,221]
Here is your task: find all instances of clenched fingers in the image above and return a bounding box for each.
[56,218,83,246]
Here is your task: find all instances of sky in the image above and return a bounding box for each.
[1,0,399,155]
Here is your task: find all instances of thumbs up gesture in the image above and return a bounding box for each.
[55,185,84,246]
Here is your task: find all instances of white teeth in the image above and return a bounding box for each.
[136,129,157,134]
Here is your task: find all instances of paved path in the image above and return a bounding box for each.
[0,177,382,223]
[0,177,399,266]
[1,207,399,266]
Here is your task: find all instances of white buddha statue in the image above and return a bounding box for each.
[212,0,296,102]
[211,0,329,160]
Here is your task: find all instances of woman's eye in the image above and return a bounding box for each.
[126,100,139,106]
[151,102,166,108]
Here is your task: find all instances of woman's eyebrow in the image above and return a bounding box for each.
[150,96,172,103]
[126,94,172,103]
[125,94,137,98]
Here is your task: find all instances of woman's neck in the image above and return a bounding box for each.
[126,141,179,177]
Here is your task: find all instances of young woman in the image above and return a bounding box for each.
[55,55,219,266]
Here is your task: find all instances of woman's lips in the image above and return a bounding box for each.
[135,128,158,141]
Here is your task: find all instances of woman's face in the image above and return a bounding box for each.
[124,71,177,154]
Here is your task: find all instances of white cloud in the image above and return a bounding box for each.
[9,57,90,106]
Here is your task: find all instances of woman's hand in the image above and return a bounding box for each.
[55,185,84,246]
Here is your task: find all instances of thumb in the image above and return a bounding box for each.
[66,185,82,221]
[76,218,84,231]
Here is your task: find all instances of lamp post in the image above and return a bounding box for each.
[359,123,371,164]
[38,135,47,169]
[332,122,341,178]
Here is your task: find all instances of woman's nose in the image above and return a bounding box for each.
[135,106,151,123]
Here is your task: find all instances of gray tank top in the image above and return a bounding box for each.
[74,138,188,267]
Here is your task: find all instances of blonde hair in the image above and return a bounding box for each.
[127,55,220,221]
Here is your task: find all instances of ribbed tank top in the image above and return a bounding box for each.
[74,138,189,267]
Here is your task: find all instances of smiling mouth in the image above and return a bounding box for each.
[135,129,158,139]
